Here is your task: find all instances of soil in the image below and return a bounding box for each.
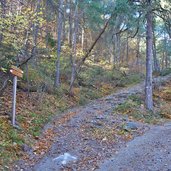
[14,74,171,171]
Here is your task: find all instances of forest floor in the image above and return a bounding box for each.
[12,74,171,171]
[0,67,145,170]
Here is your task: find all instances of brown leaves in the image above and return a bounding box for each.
[33,128,56,155]
[160,103,171,119]
[54,111,78,125]
[154,81,171,119]
[154,81,171,101]
[160,88,171,101]
[29,110,80,156]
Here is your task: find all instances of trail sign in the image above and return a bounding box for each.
[10,66,24,126]
[10,65,23,78]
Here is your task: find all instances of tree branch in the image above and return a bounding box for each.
[77,18,111,71]
[18,46,36,67]
[0,73,9,96]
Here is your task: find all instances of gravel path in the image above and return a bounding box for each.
[15,74,171,171]
[97,123,171,171]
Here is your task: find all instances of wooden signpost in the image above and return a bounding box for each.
[10,66,23,126]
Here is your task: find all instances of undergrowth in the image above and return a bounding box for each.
[160,68,171,76]
[114,81,171,124]
[0,62,144,169]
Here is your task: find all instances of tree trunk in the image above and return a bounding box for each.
[152,27,160,72]
[45,0,51,49]
[68,0,72,46]
[69,0,79,94]
[145,0,153,110]
[69,17,111,90]
[111,34,115,65]
[126,33,129,66]
[115,33,121,67]
[164,34,168,68]
[62,3,66,44]
[81,26,85,51]
[136,35,140,70]
[162,49,165,70]
[54,0,63,87]
[118,33,121,65]
[32,0,41,65]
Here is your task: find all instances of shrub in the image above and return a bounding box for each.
[118,73,144,86]
[160,68,171,76]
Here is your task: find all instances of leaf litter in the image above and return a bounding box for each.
[2,74,171,170]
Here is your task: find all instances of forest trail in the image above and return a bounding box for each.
[15,74,171,171]
[97,123,171,171]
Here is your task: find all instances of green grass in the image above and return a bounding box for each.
[0,119,24,170]
[26,112,51,137]
[115,94,143,113]
[118,73,144,87]
[114,94,164,124]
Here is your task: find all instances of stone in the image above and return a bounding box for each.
[53,153,77,165]
[124,122,140,131]
[21,144,33,154]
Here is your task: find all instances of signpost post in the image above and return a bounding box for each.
[10,66,23,126]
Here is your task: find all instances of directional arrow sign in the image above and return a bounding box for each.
[9,66,24,126]
[10,65,23,78]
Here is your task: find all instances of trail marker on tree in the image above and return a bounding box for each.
[10,66,23,126]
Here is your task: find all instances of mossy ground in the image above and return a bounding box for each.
[114,81,171,124]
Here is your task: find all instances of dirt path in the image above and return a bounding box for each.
[15,74,171,171]
[97,123,171,171]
